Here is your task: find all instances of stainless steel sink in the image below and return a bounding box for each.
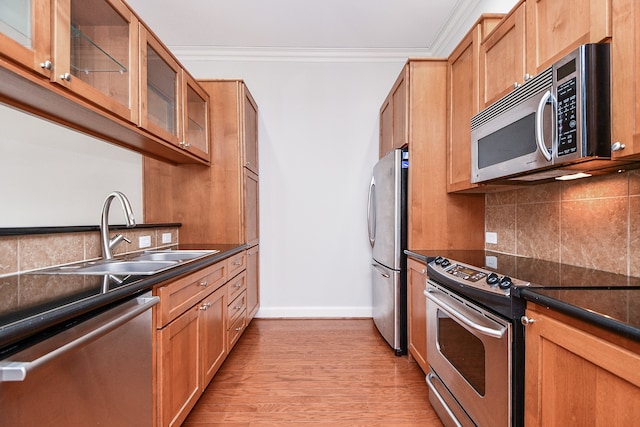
[32,249,219,276]
[130,249,219,262]
[40,260,179,275]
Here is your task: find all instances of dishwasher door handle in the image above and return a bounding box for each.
[0,295,159,382]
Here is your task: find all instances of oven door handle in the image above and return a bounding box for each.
[426,372,464,427]
[425,289,507,339]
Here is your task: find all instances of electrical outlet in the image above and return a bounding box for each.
[162,233,172,244]
[139,235,151,248]
[485,256,498,269]
[485,232,498,245]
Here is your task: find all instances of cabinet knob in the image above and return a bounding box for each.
[611,141,626,152]
[179,141,191,149]
[234,304,242,310]
[60,73,72,82]
[245,161,250,167]
[232,261,242,266]
[199,280,209,287]
[520,316,535,326]
[235,326,243,331]
[40,60,52,70]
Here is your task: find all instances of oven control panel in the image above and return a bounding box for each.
[429,256,530,297]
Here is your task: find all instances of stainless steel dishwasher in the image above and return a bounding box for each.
[0,291,158,426]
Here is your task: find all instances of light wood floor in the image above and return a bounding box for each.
[183,318,444,426]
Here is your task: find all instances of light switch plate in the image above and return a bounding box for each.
[139,235,151,248]
[162,233,172,244]
[485,232,498,245]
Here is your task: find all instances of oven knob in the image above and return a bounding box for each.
[440,258,450,267]
[434,256,444,265]
[498,276,513,289]
[486,272,499,285]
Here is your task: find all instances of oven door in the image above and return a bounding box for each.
[425,282,512,427]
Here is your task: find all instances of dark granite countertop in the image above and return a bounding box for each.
[0,243,246,355]
[405,249,640,342]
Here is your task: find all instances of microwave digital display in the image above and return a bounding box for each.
[557,58,576,81]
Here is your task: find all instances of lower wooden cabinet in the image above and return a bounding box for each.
[155,254,250,427]
[246,245,260,320]
[407,258,428,373]
[524,305,640,426]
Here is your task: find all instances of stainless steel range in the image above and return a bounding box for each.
[425,256,529,427]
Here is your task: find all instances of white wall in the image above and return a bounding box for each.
[182,55,408,317]
[0,105,143,227]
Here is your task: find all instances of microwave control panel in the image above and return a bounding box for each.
[557,77,578,157]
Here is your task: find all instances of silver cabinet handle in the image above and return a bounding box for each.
[425,372,463,427]
[425,288,506,339]
[611,141,626,152]
[0,295,159,382]
[40,60,52,70]
[520,315,535,326]
[59,72,72,81]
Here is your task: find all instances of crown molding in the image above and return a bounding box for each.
[168,46,433,63]
[428,0,481,56]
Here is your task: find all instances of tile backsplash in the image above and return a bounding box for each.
[485,170,640,276]
[0,226,179,277]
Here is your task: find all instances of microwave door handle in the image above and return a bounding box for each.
[535,90,554,162]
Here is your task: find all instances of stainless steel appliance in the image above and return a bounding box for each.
[367,148,408,355]
[470,43,637,184]
[0,291,158,426]
[425,256,528,427]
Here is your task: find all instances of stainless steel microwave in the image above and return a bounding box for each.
[470,43,631,184]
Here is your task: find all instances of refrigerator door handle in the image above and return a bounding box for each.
[372,263,390,278]
[367,177,376,247]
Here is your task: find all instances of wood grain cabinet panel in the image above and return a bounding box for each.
[407,258,428,373]
[524,305,640,426]
[447,15,503,193]
[525,0,611,74]
[480,3,527,109]
[383,59,485,250]
[378,67,408,158]
[246,245,260,320]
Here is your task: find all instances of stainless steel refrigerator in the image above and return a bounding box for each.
[367,148,407,355]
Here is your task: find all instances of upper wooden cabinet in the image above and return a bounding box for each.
[447,15,503,193]
[0,0,210,165]
[242,88,259,175]
[52,0,139,123]
[0,0,51,78]
[525,0,611,74]
[611,0,640,159]
[382,59,485,250]
[480,3,527,109]
[379,66,408,158]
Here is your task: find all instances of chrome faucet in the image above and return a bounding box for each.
[100,191,136,260]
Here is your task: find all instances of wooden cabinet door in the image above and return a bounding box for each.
[379,96,393,158]
[182,71,210,161]
[242,85,259,175]
[611,0,640,159]
[480,3,527,109]
[140,23,181,145]
[244,169,259,247]
[157,306,201,427]
[52,0,139,122]
[447,16,502,193]
[407,258,428,373]
[0,0,51,77]
[524,307,640,426]
[246,245,259,320]
[525,0,611,74]
[200,285,226,387]
[392,69,408,151]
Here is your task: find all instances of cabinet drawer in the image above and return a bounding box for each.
[227,271,247,302]
[156,261,226,327]
[227,309,246,350]
[227,252,246,279]
[227,290,247,325]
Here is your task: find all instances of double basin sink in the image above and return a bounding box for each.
[37,249,220,276]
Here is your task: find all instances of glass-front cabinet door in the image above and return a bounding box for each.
[53,0,138,122]
[140,25,180,145]
[0,0,52,77]
[182,72,209,160]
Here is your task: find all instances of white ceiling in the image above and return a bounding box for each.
[126,0,516,56]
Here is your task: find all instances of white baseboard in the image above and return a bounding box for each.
[255,306,373,319]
